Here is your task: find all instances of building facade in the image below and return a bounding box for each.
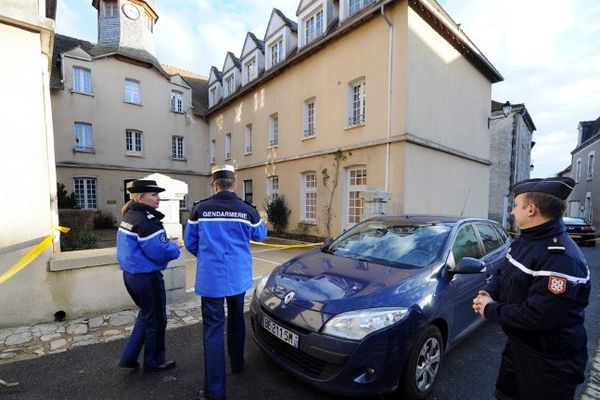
[0,0,61,325]
[51,0,210,224]
[568,116,599,227]
[488,101,536,229]
[206,0,503,237]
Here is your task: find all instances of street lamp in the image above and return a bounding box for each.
[488,101,512,128]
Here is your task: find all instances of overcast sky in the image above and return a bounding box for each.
[56,0,600,178]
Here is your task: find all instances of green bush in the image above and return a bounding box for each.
[58,209,97,251]
[57,183,78,209]
[264,193,291,233]
[93,210,116,229]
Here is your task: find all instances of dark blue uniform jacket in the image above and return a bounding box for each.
[484,218,590,367]
[184,190,267,297]
[117,202,181,274]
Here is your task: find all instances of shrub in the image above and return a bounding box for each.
[93,210,116,229]
[57,183,78,209]
[264,193,291,234]
[58,209,97,251]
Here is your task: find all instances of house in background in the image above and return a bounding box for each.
[488,100,536,229]
[206,0,503,237]
[50,0,210,223]
[567,116,599,227]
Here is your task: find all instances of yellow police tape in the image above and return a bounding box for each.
[0,226,70,284]
[250,240,323,249]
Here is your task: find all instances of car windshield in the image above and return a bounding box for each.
[563,217,589,225]
[327,220,452,268]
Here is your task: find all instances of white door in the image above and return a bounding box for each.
[343,167,367,231]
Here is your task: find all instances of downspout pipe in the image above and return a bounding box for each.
[380,3,394,192]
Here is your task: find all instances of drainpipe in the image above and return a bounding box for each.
[380,3,394,192]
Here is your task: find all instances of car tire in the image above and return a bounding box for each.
[397,325,444,400]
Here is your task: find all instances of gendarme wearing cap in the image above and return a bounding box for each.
[126,179,165,193]
[511,177,575,200]
[211,164,236,182]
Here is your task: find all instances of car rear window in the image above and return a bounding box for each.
[563,217,588,225]
[328,221,451,268]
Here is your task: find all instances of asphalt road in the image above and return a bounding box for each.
[0,245,597,400]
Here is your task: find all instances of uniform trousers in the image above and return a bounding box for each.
[120,271,167,369]
[495,341,583,400]
[201,292,246,400]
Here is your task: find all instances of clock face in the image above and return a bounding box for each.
[122,3,140,20]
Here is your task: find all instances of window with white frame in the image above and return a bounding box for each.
[74,177,97,209]
[74,122,93,151]
[210,87,217,107]
[348,0,374,16]
[124,79,140,104]
[225,133,232,160]
[245,57,257,83]
[126,129,143,154]
[245,124,253,154]
[267,176,279,199]
[170,90,183,113]
[301,172,317,221]
[270,39,283,67]
[72,67,92,94]
[269,114,279,147]
[587,151,595,180]
[576,158,582,182]
[179,194,188,210]
[105,2,117,17]
[225,75,235,97]
[305,9,323,44]
[244,180,253,203]
[346,167,367,226]
[210,139,216,164]
[348,79,366,126]
[304,99,316,137]
[172,136,184,160]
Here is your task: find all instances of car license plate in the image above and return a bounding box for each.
[262,315,299,348]
[569,234,582,239]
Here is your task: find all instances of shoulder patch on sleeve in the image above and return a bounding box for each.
[548,275,567,295]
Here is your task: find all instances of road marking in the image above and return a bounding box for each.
[252,256,281,265]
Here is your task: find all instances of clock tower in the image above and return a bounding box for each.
[92,0,158,55]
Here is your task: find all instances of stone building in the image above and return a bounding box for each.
[487,100,536,229]
[50,0,210,223]
[206,0,504,237]
[567,116,599,227]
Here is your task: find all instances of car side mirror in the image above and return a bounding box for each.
[321,237,333,249]
[453,257,485,274]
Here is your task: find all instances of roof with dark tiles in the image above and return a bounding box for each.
[273,8,298,31]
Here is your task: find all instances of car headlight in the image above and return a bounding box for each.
[322,307,410,340]
[254,274,270,298]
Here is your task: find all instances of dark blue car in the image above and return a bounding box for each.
[250,215,510,399]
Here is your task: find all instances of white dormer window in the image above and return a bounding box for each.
[245,57,257,83]
[270,39,283,67]
[348,0,374,16]
[305,9,323,44]
[210,87,217,107]
[170,90,183,113]
[224,75,235,97]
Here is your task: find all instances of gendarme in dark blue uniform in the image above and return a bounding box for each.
[476,177,590,400]
[116,180,180,372]
[184,165,266,400]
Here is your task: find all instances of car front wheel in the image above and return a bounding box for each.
[397,325,443,400]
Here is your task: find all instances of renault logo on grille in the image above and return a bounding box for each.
[283,291,295,305]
